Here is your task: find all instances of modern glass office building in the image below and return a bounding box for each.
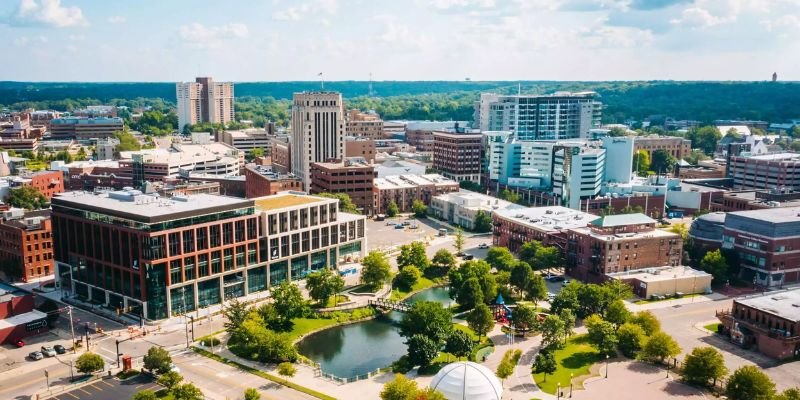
[52,190,365,321]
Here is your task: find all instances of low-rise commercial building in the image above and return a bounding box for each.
[8,170,64,200]
[345,137,376,161]
[220,129,273,156]
[51,160,130,191]
[0,209,53,282]
[373,174,459,215]
[310,159,376,215]
[633,135,692,160]
[244,164,303,199]
[346,109,384,139]
[608,265,711,298]
[0,283,49,345]
[710,189,800,213]
[270,137,291,174]
[717,290,800,360]
[493,206,596,253]
[49,117,124,140]
[118,142,243,186]
[52,190,366,321]
[430,191,524,230]
[728,152,800,191]
[566,214,683,282]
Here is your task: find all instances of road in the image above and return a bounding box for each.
[650,298,800,391]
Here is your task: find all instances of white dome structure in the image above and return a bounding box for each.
[429,361,503,400]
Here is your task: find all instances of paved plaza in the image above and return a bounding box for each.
[572,360,707,400]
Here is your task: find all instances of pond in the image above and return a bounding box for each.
[296,286,452,379]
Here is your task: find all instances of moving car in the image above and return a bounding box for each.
[41,346,57,357]
[28,351,43,361]
[478,243,489,249]
[54,344,67,354]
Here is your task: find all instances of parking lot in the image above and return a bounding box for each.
[50,374,160,400]
[365,216,444,251]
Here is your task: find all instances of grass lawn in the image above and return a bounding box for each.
[389,277,436,301]
[314,295,350,308]
[532,334,603,395]
[287,318,340,341]
[704,322,721,333]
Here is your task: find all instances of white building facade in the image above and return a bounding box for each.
[291,92,345,189]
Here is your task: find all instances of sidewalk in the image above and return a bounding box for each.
[626,292,727,312]
[480,324,556,400]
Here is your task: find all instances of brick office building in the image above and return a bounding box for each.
[717,290,800,360]
[52,190,366,321]
[244,164,303,199]
[372,174,459,215]
[0,209,54,282]
[566,214,683,282]
[432,130,483,184]
[492,206,596,253]
[10,170,64,200]
[345,137,376,161]
[310,159,376,215]
[633,135,692,160]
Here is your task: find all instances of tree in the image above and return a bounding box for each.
[509,262,531,295]
[630,311,661,336]
[473,210,492,232]
[397,242,430,271]
[533,246,561,271]
[725,127,742,140]
[496,357,514,386]
[459,180,482,191]
[113,130,142,153]
[7,186,48,210]
[485,247,516,272]
[444,330,474,360]
[639,331,681,363]
[395,266,421,289]
[669,223,689,240]
[400,301,453,344]
[448,260,496,303]
[457,277,485,309]
[172,383,204,400]
[157,371,184,391]
[584,314,618,357]
[525,273,548,306]
[682,347,728,387]
[616,323,647,358]
[76,352,104,373]
[360,251,392,291]
[558,308,576,338]
[700,249,729,283]
[512,304,538,331]
[540,314,566,349]
[549,283,580,317]
[683,149,710,165]
[533,351,557,382]
[518,240,541,266]
[412,199,428,218]
[387,200,400,217]
[687,126,722,155]
[604,299,631,328]
[143,346,172,374]
[431,249,456,272]
[453,227,465,254]
[466,304,494,338]
[651,149,677,174]
[634,150,651,176]
[223,298,250,335]
[305,268,345,306]
[726,366,776,400]
[407,334,439,367]
[237,314,299,362]
[317,193,360,214]
[277,362,297,383]
[244,388,261,400]
[777,388,800,400]
[132,390,158,400]
[271,282,307,322]
[608,126,628,137]
[380,374,420,400]
[249,147,264,159]
[498,188,522,204]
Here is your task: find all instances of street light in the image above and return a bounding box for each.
[570,373,574,398]
[557,383,562,400]
[605,354,609,378]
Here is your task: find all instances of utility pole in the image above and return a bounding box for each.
[189,316,195,341]
[67,306,76,354]
[44,370,50,390]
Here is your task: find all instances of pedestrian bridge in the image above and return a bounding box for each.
[368,298,412,312]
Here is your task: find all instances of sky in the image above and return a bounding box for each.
[1,0,800,82]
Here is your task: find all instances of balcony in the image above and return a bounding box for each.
[716,310,800,343]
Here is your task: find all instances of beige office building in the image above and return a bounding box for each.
[176,77,235,130]
[291,92,345,189]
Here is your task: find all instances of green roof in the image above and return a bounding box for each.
[590,213,655,228]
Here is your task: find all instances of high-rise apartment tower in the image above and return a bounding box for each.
[176,77,235,130]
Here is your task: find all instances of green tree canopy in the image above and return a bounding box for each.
[509,261,532,295]
[361,251,392,290]
[397,242,430,271]
[76,352,104,373]
[412,199,427,218]
[682,346,728,387]
[407,334,440,367]
[395,265,421,290]
[585,314,618,356]
[533,246,561,271]
[400,301,453,344]
[223,298,250,335]
[244,388,261,400]
[525,273,548,306]
[635,150,651,176]
[444,329,474,359]
[686,126,722,155]
[700,249,729,283]
[143,346,172,374]
[277,362,297,383]
[617,322,647,358]
[650,149,677,174]
[132,390,158,400]
[172,383,203,400]
[271,282,308,323]
[431,249,456,271]
[305,268,345,306]
[540,314,567,349]
[466,303,495,338]
[387,200,400,217]
[630,311,661,336]
[604,299,631,328]
[448,260,496,304]
[485,247,516,272]
[7,186,48,210]
[726,366,776,400]
[457,277,485,309]
[316,192,360,214]
[638,331,681,363]
[518,240,541,267]
[473,210,492,232]
[157,371,183,391]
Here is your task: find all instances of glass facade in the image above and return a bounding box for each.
[197,278,220,308]
[310,251,327,271]
[247,266,268,293]
[170,285,196,316]
[270,261,288,286]
[291,256,308,281]
[145,262,167,320]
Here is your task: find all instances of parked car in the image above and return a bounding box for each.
[562,279,570,287]
[54,344,67,354]
[547,292,556,301]
[548,276,565,283]
[478,243,489,249]
[41,346,56,357]
[402,221,411,226]
[170,363,180,374]
[463,254,475,260]
[28,351,43,361]
[385,221,395,226]
[14,339,25,348]
[394,224,404,229]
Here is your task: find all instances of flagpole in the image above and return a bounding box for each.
[319,72,324,90]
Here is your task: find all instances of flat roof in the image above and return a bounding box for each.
[253,193,328,210]
[590,213,655,227]
[729,207,800,224]
[607,265,710,283]
[736,290,800,322]
[52,191,253,223]
[0,310,47,330]
[494,206,595,233]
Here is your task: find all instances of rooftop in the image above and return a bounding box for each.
[0,310,47,330]
[590,213,656,227]
[52,190,253,223]
[736,290,800,322]
[119,142,240,166]
[607,265,711,283]
[742,152,800,161]
[434,191,524,212]
[494,206,596,232]
[253,193,329,211]
[728,206,800,224]
[51,117,123,125]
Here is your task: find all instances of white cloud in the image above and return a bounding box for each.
[272,4,310,21]
[107,16,126,24]
[670,7,735,27]
[67,34,84,41]
[13,35,48,46]
[581,25,654,47]
[430,0,496,10]
[272,0,338,21]
[375,18,432,51]
[762,14,800,32]
[11,0,87,28]
[177,23,249,49]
